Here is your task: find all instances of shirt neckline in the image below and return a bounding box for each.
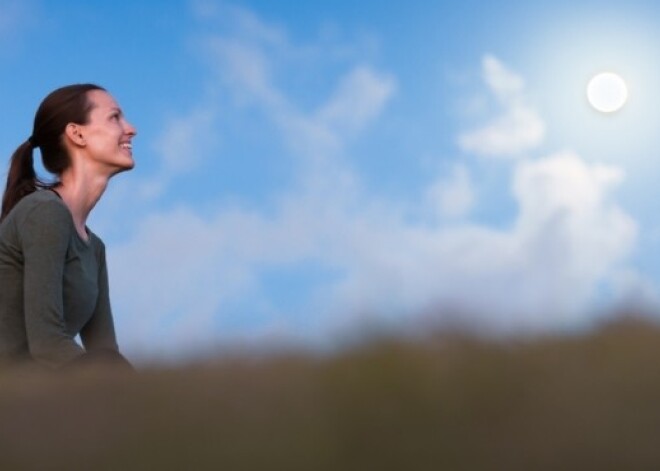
[47,188,91,246]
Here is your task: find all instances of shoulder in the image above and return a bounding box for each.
[11,190,70,223]
[8,190,73,238]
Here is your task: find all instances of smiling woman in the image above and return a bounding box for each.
[587,72,629,113]
[0,84,136,370]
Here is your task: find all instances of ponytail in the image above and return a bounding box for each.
[0,83,105,222]
[1,140,46,221]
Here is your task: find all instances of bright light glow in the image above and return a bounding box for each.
[587,72,628,113]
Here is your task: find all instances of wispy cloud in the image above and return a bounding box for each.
[316,66,396,136]
[458,54,545,157]
[200,11,395,162]
[106,5,641,358]
[109,2,397,355]
[143,108,218,199]
[424,164,475,220]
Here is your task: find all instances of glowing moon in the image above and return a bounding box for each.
[586,72,628,113]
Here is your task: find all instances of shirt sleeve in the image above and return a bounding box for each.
[80,239,119,352]
[21,201,84,367]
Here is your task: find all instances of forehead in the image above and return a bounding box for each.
[87,89,120,111]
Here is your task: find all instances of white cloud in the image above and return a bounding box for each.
[105,8,640,359]
[325,154,635,332]
[482,54,525,103]
[202,17,394,160]
[510,152,636,315]
[458,54,545,157]
[111,150,637,356]
[192,0,287,48]
[272,66,396,163]
[608,269,660,312]
[424,164,475,219]
[110,206,267,355]
[205,36,283,107]
[196,6,396,171]
[155,109,217,174]
[317,66,397,135]
[91,107,219,239]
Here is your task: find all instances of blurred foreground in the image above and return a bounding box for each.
[2,317,660,470]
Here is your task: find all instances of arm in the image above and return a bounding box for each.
[79,241,134,370]
[21,201,84,367]
[80,240,119,352]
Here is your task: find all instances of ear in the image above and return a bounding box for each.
[64,123,86,147]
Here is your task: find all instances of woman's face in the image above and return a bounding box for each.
[79,90,137,175]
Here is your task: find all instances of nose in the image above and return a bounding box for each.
[124,119,137,137]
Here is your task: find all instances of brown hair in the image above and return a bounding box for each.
[1,83,106,221]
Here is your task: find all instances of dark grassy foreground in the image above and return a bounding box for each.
[2,319,660,470]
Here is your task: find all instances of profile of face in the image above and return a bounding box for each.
[73,90,137,176]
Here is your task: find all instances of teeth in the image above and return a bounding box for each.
[121,143,132,149]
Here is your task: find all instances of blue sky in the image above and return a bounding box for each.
[3,0,660,360]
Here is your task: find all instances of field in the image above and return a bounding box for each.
[2,317,660,470]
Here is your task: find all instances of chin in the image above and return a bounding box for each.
[110,160,135,177]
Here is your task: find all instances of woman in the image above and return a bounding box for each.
[0,84,136,369]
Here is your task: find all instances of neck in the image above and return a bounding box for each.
[55,171,109,240]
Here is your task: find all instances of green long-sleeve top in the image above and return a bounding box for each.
[0,189,118,368]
